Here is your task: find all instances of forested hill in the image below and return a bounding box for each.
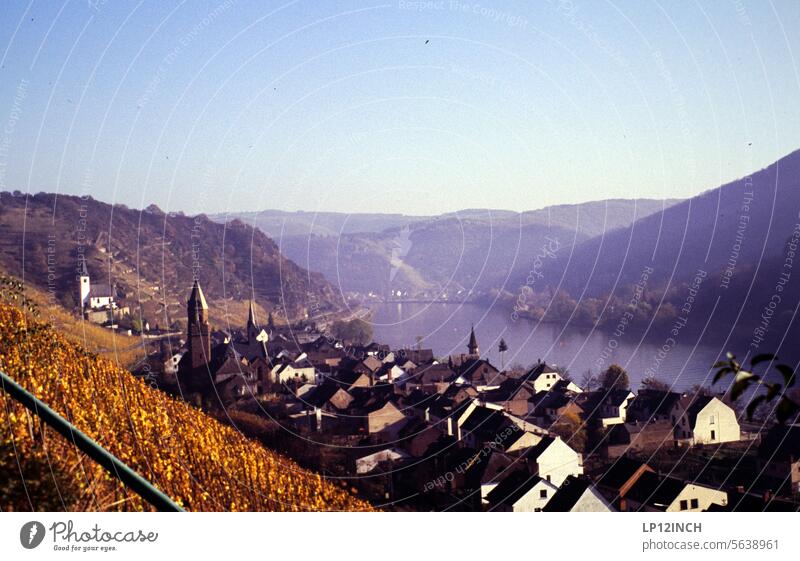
[0,191,340,321]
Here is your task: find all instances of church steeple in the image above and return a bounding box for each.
[187,280,210,369]
[468,325,479,356]
[247,300,257,331]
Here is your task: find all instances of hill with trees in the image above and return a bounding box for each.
[0,192,340,324]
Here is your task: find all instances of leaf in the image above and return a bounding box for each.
[765,383,782,401]
[751,353,776,366]
[713,367,733,384]
[746,395,768,421]
[775,364,796,388]
[775,398,799,425]
[730,371,757,401]
[734,370,756,383]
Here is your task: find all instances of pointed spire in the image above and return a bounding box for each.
[188,280,208,310]
[468,324,479,356]
[78,257,89,277]
[247,299,258,329]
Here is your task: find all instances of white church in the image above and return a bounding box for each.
[78,259,118,322]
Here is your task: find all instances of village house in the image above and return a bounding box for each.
[269,356,316,385]
[595,457,655,509]
[590,388,636,426]
[365,398,409,441]
[480,377,537,417]
[523,361,582,393]
[605,420,675,458]
[355,448,410,474]
[455,402,516,449]
[527,386,584,427]
[521,435,584,487]
[485,471,558,512]
[624,471,727,512]
[542,476,614,512]
[670,394,740,445]
[405,363,457,394]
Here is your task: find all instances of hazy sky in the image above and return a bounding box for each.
[1,1,799,215]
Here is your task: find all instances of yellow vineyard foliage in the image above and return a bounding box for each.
[0,303,373,512]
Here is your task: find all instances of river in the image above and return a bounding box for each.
[370,302,725,392]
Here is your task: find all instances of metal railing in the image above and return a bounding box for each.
[0,369,184,512]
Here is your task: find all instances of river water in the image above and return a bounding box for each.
[370,302,725,392]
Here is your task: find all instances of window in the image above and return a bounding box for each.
[710,415,715,425]
[711,430,716,440]
[546,475,551,482]
[690,498,699,509]
[679,500,688,511]
[540,489,548,499]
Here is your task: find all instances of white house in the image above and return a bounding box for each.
[542,476,614,512]
[599,389,636,427]
[355,448,409,474]
[671,395,740,445]
[525,362,583,393]
[525,435,583,487]
[270,360,315,384]
[625,471,727,512]
[486,472,558,512]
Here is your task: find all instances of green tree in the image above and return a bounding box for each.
[498,338,508,369]
[640,376,671,392]
[331,318,373,346]
[599,364,630,391]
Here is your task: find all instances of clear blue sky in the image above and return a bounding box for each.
[0,0,798,215]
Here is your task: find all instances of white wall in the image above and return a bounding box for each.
[667,484,728,512]
[511,479,558,512]
[692,398,740,444]
[536,438,583,487]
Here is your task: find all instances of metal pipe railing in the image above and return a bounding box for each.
[0,369,184,512]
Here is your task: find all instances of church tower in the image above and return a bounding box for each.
[467,325,479,357]
[246,299,268,358]
[78,258,91,310]
[187,280,211,370]
[246,300,259,342]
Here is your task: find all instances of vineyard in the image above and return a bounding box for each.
[0,300,373,512]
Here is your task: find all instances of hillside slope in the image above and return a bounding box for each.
[0,301,371,511]
[543,149,800,296]
[0,192,339,321]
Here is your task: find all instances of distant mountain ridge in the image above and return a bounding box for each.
[541,149,800,298]
[214,199,680,296]
[0,192,339,321]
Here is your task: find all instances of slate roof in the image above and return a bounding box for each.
[625,471,687,510]
[542,476,592,511]
[523,436,556,462]
[486,470,545,507]
[597,457,650,491]
[629,389,682,420]
[680,394,715,427]
[411,363,457,385]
